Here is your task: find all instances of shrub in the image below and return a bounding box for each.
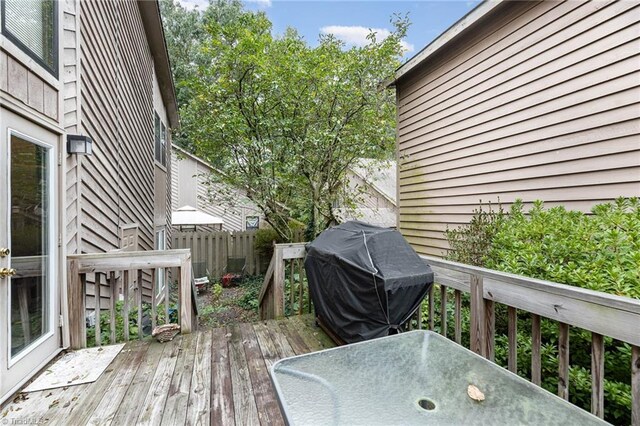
[254,228,284,260]
[441,197,638,424]
[444,201,504,266]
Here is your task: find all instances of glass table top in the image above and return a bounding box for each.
[270,330,607,425]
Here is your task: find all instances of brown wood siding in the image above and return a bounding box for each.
[395,0,640,257]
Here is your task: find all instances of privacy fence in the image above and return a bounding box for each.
[172,231,263,278]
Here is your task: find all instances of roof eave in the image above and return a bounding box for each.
[137,0,180,129]
[388,0,504,88]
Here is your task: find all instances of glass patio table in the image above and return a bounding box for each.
[270,330,607,425]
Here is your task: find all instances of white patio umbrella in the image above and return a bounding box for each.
[172,205,224,231]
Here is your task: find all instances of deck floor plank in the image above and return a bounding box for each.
[239,323,285,426]
[210,328,235,426]
[107,339,165,426]
[161,333,197,426]
[137,336,183,425]
[253,322,281,370]
[228,325,260,426]
[66,340,146,424]
[73,339,152,425]
[185,330,213,426]
[1,316,332,426]
[278,318,312,355]
[266,320,298,358]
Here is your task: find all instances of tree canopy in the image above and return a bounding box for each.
[162,0,408,240]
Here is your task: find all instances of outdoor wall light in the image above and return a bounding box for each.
[67,134,93,155]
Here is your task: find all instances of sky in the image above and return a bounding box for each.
[177,0,481,62]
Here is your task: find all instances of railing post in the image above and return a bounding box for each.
[180,254,193,333]
[67,259,86,349]
[273,246,285,318]
[469,274,485,357]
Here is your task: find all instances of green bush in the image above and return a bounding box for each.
[254,228,284,260]
[439,197,638,424]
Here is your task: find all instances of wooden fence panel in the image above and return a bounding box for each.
[173,230,262,279]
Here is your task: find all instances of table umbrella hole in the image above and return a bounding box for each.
[418,398,436,411]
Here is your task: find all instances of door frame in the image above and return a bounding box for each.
[0,107,64,404]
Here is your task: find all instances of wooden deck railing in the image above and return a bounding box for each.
[67,249,195,349]
[258,244,640,423]
[258,243,308,320]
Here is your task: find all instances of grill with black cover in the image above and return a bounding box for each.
[304,221,434,343]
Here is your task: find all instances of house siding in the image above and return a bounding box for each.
[395,0,640,257]
[171,148,263,232]
[73,0,166,302]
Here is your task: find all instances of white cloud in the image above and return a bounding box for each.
[176,0,208,11]
[245,0,272,8]
[320,25,414,53]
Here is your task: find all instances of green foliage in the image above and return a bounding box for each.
[171,1,409,239]
[254,227,284,260]
[211,282,223,302]
[444,201,505,266]
[441,198,639,424]
[486,198,640,298]
[86,300,178,347]
[236,276,264,311]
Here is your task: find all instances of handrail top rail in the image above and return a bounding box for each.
[68,249,192,273]
[68,249,191,260]
[420,254,640,314]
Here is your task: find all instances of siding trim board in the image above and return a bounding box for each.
[394,1,640,256]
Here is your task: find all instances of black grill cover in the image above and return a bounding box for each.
[304,221,434,343]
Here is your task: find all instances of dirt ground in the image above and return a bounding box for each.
[196,277,261,329]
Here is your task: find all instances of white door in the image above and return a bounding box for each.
[0,110,61,403]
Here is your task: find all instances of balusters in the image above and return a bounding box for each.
[95,273,101,346]
[484,299,495,362]
[440,285,447,337]
[151,269,157,331]
[632,345,639,426]
[428,285,435,331]
[454,289,462,344]
[164,268,170,324]
[591,332,604,418]
[298,259,304,316]
[507,307,517,373]
[123,270,130,341]
[531,314,541,386]
[558,322,570,400]
[110,272,117,344]
[469,275,485,356]
[289,260,295,314]
[137,270,143,339]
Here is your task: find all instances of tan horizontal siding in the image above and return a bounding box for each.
[76,0,157,302]
[395,0,640,256]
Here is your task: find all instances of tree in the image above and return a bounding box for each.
[159,0,244,150]
[180,4,408,240]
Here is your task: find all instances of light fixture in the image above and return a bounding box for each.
[180,224,196,232]
[67,134,93,155]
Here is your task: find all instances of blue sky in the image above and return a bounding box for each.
[178,0,481,62]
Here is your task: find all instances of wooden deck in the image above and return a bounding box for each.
[1,316,334,425]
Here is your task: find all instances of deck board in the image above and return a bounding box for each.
[161,333,197,426]
[1,315,333,425]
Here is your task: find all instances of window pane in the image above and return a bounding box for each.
[3,0,56,72]
[154,113,161,163]
[10,134,51,356]
[161,122,166,166]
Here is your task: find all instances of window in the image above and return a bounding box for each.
[1,0,57,76]
[155,228,166,297]
[154,112,167,167]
